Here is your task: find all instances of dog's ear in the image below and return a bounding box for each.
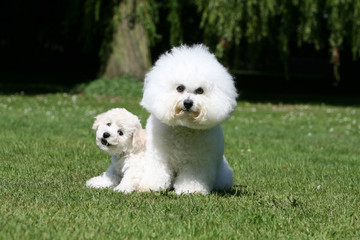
[132,124,146,153]
[92,113,105,130]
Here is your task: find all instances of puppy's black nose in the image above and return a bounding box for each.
[103,132,110,138]
[183,99,193,110]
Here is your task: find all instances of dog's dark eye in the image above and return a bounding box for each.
[106,123,111,126]
[118,130,123,136]
[195,87,204,95]
[176,85,185,93]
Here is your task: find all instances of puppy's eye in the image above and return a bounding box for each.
[106,123,111,126]
[176,85,185,93]
[118,130,123,136]
[195,87,204,95]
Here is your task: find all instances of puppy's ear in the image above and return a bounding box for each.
[132,124,146,153]
[92,113,105,130]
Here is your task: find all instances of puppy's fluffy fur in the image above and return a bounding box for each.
[139,44,237,195]
[86,108,146,193]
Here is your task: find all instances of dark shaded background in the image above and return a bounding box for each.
[1,1,359,102]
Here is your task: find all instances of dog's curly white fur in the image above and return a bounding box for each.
[139,44,237,195]
[86,108,146,193]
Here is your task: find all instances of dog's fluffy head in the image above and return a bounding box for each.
[92,108,146,155]
[141,44,237,129]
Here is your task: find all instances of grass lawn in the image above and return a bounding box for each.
[0,80,359,239]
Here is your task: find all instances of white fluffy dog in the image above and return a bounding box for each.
[86,108,146,193]
[139,44,238,195]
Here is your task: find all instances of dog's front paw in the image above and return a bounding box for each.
[113,184,135,194]
[174,181,210,195]
[86,176,116,189]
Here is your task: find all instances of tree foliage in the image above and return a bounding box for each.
[64,0,158,77]
[195,0,360,80]
[65,0,360,80]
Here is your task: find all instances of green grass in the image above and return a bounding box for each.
[73,75,144,97]
[1,80,360,239]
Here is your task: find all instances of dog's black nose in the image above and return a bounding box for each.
[183,99,193,110]
[103,132,110,138]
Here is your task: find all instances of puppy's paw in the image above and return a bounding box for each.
[86,176,116,189]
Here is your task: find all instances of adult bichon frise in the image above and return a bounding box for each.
[139,44,238,195]
[86,108,146,193]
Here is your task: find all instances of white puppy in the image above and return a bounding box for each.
[139,44,238,195]
[86,108,146,193]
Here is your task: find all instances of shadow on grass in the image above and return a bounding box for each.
[127,185,253,198]
[0,71,96,95]
[239,90,360,107]
[2,71,359,107]
[213,185,254,197]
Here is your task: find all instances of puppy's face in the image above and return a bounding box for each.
[94,117,132,155]
[141,45,238,129]
[92,108,145,155]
